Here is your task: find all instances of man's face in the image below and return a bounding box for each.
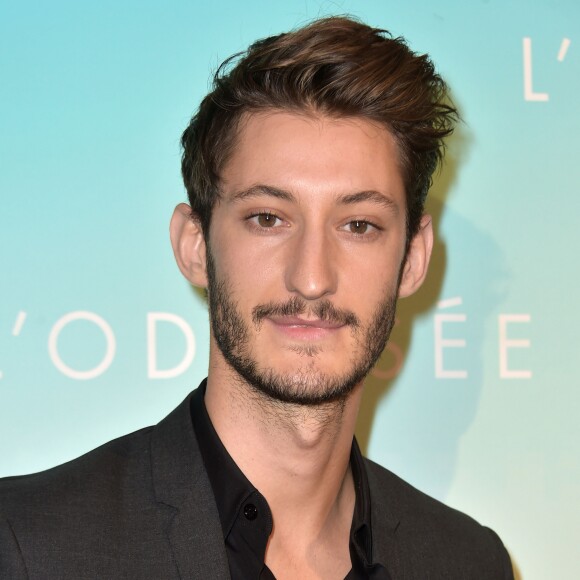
[205,111,411,405]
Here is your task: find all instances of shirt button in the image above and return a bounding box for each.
[243,503,258,521]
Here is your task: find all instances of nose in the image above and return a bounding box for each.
[284,226,338,300]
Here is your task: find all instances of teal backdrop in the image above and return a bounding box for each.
[1,1,578,577]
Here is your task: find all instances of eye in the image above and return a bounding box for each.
[247,212,284,229]
[348,220,371,234]
[342,220,380,236]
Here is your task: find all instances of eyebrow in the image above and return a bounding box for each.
[229,184,398,213]
[229,185,296,203]
[338,190,399,213]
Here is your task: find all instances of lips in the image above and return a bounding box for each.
[266,316,346,342]
[267,316,345,329]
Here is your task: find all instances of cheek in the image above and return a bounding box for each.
[344,256,403,310]
[212,243,283,305]
[344,244,404,282]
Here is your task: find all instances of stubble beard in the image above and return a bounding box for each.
[206,248,398,407]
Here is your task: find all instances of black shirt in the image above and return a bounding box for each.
[191,382,389,579]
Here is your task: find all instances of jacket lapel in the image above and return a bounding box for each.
[150,390,230,579]
[365,459,405,579]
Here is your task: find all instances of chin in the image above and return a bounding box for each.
[238,360,366,407]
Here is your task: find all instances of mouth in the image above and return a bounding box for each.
[267,315,346,340]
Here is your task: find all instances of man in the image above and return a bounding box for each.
[0,17,513,579]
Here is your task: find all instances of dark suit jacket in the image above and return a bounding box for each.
[0,391,513,579]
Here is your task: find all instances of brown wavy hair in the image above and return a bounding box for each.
[181,16,457,242]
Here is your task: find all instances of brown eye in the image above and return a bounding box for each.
[256,213,279,228]
[349,220,369,234]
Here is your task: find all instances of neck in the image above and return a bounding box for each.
[204,349,363,561]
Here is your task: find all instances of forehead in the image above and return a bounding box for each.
[220,110,405,207]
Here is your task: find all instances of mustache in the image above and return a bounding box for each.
[252,296,360,328]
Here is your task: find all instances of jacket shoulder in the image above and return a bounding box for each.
[364,456,477,523]
[0,425,154,514]
[0,426,179,579]
[0,426,156,551]
[364,458,514,579]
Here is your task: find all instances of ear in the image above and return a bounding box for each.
[169,203,208,288]
[398,214,433,298]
